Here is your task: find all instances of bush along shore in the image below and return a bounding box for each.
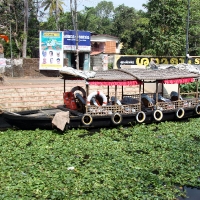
[0,118,200,199]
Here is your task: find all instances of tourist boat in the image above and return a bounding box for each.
[122,68,200,123]
[2,67,200,131]
[3,69,142,130]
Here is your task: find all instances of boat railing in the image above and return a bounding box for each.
[180,92,198,99]
[122,94,140,99]
[86,104,141,116]
[156,102,175,110]
[122,93,162,99]
[156,98,199,111]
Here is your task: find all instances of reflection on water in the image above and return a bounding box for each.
[179,187,200,200]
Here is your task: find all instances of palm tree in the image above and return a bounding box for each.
[41,0,66,15]
[42,0,66,30]
[41,0,66,16]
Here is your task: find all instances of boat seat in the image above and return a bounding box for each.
[153,93,171,103]
[141,94,155,108]
[170,91,183,101]
[121,97,139,105]
[75,93,86,105]
[75,93,86,112]
[110,96,122,105]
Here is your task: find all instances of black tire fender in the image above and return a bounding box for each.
[176,108,185,119]
[82,114,93,126]
[195,104,200,115]
[111,112,123,125]
[153,110,163,122]
[136,111,146,123]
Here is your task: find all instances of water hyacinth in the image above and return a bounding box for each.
[0,119,200,199]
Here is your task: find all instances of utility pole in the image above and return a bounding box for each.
[70,0,75,30]
[185,0,190,64]
[75,0,79,70]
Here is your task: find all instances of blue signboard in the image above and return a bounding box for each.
[63,30,91,51]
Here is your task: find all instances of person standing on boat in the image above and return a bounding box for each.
[149,58,158,69]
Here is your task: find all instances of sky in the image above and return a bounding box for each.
[65,0,148,11]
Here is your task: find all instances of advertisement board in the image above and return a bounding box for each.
[63,30,91,51]
[114,55,200,69]
[39,31,63,70]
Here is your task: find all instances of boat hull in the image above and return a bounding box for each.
[2,107,138,130]
[2,109,61,130]
[145,107,197,124]
[2,106,199,131]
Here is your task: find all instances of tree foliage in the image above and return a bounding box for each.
[187,0,200,55]
[0,0,200,58]
[41,0,66,16]
[144,0,187,56]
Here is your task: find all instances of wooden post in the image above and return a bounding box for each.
[196,79,199,99]
[107,86,109,103]
[156,81,158,109]
[139,83,141,110]
[121,86,123,100]
[142,81,144,93]
[115,85,117,104]
[64,79,65,93]
[85,81,89,112]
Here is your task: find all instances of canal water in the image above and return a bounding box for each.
[179,187,200,200]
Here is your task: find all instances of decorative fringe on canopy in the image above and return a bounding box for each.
[88,80,142,86]
[159,78,194,84]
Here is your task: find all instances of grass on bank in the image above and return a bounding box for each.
[0,118,200,199]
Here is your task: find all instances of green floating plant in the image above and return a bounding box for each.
[0,118,200,199]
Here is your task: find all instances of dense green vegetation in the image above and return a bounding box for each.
[0,118,200,199]
[0,0,200,58]
[180,81,200,100]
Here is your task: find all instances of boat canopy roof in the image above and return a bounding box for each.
[60,68,141,86]
[121,68,199,84]
[87,69,141,86]
[60,68,199,85]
